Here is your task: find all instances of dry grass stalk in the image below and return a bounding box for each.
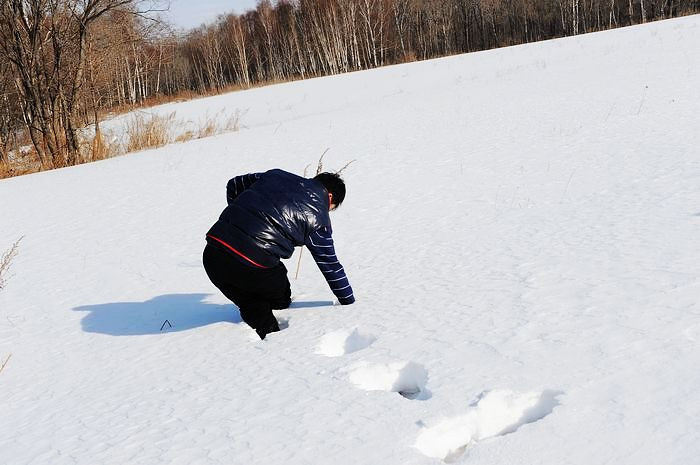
[336,159,356,175]
[89,126,111,161]
[0,237,23,291]
[223,111,241,132]
[297,148,332,279]
[294,246,304,280]
[82,126,122,162]
[0,354,11,375]
[196,116,218,139]
[316,148,330,175]
[92,127,105,159]
[307,148,355,176]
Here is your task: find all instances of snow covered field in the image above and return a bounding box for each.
[1,15,699,465]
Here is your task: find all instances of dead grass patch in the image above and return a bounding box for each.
[196,116,218,139]
[174,130,195,143]
[125,112,176,153]
[77,126,122,162]
[1,108,243,178]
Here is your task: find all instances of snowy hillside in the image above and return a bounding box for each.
[2,15,699,465]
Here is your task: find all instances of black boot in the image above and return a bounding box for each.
[255,319,281,340]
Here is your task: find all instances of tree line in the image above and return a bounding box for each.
[1,0,698,174]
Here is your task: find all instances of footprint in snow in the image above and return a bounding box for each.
[315,328,376,357]
[347,361,431,400]
[414,389,562,462]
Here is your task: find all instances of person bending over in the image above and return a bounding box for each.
[203,169,354,339]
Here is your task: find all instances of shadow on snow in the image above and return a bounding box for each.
[73,293,334,336]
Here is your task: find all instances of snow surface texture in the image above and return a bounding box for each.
[2,16,700,465]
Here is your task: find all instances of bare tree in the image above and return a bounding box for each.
[0,62,20,167]
[0,0,163,169]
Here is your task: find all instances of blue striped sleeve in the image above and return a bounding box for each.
[305,227,355,305]
[226,173,261,204]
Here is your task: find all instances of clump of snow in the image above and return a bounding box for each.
[415,390,561,461]
[347,360,430,400]
[315,328,376,356]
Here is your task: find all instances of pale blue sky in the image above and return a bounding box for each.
[159,0,260,30]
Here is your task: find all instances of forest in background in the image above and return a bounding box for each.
[1,0,698,177]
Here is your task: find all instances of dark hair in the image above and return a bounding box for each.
[314,172,346,207]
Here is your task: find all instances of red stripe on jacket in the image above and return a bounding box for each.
[206,235,268,268]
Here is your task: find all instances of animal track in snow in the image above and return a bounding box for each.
[415,389,561,461]
[347,361,431,400]
[315,328,376,356]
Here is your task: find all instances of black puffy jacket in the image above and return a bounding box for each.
[206,169,331,267]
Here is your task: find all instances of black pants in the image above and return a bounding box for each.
[203,243,291,339]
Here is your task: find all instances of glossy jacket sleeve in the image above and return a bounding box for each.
[226,173,262,205]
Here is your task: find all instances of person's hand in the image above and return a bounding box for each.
[337,295,355,305]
